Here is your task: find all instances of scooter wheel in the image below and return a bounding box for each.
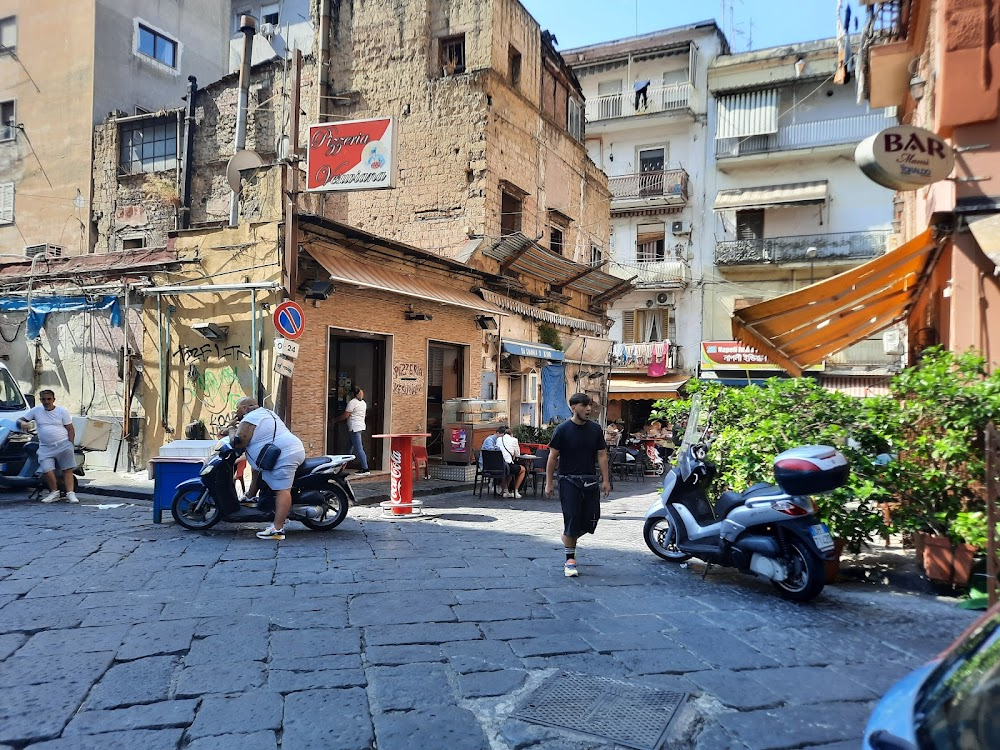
[643,516,691,562]
[301,486,349,531]
[171,488,221,530]
[772,539,825,602]
[652,463,665,476]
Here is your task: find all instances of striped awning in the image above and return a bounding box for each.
[479,289,604,334]
[306,246,505,316]
[481,233,625,298]
[714,181,829,211]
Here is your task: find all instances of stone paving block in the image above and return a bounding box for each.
[369,664,455,711]
[349,590,457,626]
[117,618,198,661]
[185,632,269,664]
[506,634,593,658]
[668,630,780,670]
[283,568,355,585]
[145,567,209,590]
[176,662,266,696]
[0,578,36,596]
[187,692,283,739]
[0,651,114,688]
[454,588,545,605]
[748,666,877,704]
[63,699,199,735]
[613,646,710,675]
[280,653,362,672]
[374,706,489,750]
[267,608,349,630]
[718,701,875,750]
[282,687,373,750]
[0,595,85,631]
[451,601,540,622]
[731,626,827,666]
[0,681,91,744]
[581,629,675,653]
[160,598,253,620]
[363,622,482,646]
[685,669,783,710]
[194,616,271,638]
[21,728,185,749]
[807,742,860,750]
[366,644,444,666]
[186,730,278,750]
[269,627,360,658]
[84,656,179,710]
[480,617,597,640]
[827,661,915,696]
[457,668,527,698]
[78,602,165,627]
[18,624,130,658]
[694,723,752,750]
[520,651,630,678]
[0,633,26,661]
[444,639,523,673]
[267,667,366,693]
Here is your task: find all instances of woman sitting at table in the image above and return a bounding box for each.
[497,426,526,499]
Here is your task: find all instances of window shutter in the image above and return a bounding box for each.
[0,183,13,224]
[622,310,635,344]
[716,89,779,140]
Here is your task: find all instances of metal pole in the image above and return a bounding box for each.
[229,15,257,227]
[278,49,302,428]
[987,422,999,607]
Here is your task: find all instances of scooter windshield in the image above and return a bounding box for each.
[677,395,710,481]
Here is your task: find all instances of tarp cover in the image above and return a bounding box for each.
[0,295,122,340]
[542,364,572,423]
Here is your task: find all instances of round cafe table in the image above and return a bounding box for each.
[371,433,430,515]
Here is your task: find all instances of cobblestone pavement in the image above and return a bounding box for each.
[0,484,977,750]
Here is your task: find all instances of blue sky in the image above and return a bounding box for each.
[520,0,843,53]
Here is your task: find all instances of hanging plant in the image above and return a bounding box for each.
[537,324,562,351]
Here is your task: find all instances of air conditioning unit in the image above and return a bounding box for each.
[24,244,64,259]
[671,221,690,235]
[655,291,676,307]
[882,329,904,355]
[259,22,277,40]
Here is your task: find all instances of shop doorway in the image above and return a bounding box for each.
[426,342,465,457]
[327,332,386,470]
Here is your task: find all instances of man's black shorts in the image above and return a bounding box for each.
[559,475,601,537]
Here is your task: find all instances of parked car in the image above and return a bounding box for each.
[863,601,1000,749]
[0,363,33,476]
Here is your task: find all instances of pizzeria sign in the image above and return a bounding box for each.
[306,118,396,192]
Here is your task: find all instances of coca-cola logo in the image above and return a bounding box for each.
[389,449,402,504]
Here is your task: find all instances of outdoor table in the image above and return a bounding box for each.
[371,433,430,515]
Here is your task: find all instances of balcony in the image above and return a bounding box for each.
[608,168,689,211]
[585,83,693,122]
[608,256,690,285]
[715,113,888,159]
[715,230,892,266]
[611,340,678,371]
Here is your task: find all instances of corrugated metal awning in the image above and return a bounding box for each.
[732,228,938,376]
[608,376,687,401]
[481,233,625,297]
[479,289,603,334]
[713,181,829,211]
[306,246,506,316]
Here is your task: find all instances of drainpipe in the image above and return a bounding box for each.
[179,76,197,230]
[318,0,331,120]
[230,15,257,228]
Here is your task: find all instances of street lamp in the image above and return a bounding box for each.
[805,246,818,285]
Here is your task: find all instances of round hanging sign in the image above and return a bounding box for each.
[273,300,305,340]
[855,125,956,191]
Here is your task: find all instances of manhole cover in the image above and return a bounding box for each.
[512,671,687,750]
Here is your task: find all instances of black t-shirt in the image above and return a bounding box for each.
[548,419,608,476]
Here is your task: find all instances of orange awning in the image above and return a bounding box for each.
[732,229,938,376]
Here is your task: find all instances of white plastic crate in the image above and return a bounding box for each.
[158,439,219,459]
[71,416,114,451]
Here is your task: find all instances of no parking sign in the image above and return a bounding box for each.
[273,301,305,340]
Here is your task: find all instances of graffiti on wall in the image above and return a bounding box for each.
[184,363,246,434]
[174,343,252,364]
[392,362,423,396]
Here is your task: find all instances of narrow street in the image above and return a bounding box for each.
[0,485,976,750]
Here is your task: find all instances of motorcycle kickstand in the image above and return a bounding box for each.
[701,562,713,579]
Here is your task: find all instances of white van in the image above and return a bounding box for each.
[0,363,33,474]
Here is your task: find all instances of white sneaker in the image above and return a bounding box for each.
[65,492,79,503]
[41,490,60,503]
[502,491,512,498]
[514,491,522,499]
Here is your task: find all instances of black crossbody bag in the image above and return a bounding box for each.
[255,413,282,471]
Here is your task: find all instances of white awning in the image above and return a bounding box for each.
[715,89,779,140]
[714,181,829,211]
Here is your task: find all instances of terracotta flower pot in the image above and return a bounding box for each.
[920,532,979,586]
[824,537,847,584]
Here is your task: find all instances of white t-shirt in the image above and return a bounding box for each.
[241,408,304,470]
[345,398,367,433]
[23,404,73,448]
[498,433,520,464]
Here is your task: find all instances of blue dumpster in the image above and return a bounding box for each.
[150,457,205,523]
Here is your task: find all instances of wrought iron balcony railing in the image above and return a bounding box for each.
[607,168,689,205]
[715,113,889,158]
[715,230,892,266]
[585,83,693,122]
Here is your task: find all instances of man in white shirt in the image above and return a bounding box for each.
[335,385,370,476]
[17,389,78,504]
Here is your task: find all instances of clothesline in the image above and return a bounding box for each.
[611,341,673,367]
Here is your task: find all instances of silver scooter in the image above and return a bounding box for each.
[643,396,847,602]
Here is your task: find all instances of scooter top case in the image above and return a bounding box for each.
[772,445,849,497]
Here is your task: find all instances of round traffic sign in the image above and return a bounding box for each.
[273,300,306,340]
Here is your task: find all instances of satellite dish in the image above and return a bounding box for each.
[226,149,265,192]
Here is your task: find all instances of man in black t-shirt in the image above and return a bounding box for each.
[545,393,610,578]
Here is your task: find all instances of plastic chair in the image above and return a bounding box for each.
[412,446,430,480]
[477,449,508,498]
[530,448,550,496]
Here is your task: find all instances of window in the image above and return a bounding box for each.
[119,117,177,174]
[0,16,15,54]
[637,239,665,263]
[596,80,623,118]
[620,308,666,344]
[638,147,665,196]
[0,182,13,224]
[0,366,26,410]
[260,3,279,25]
[568,98,582,141]
[590,244,603,266]
[500,191,522,235]
[550,225,564,255]
[440,35,465,76]
[137,24,177,68]
[0,100,14,142]
[508,45,521,88]
[122,236,147,250]
[736,209,765,241]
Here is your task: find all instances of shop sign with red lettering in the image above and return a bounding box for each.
[701,341,825,371]
[306,118,396,192]
[855,126,955,191]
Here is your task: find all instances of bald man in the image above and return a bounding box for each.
[232,398,305,540]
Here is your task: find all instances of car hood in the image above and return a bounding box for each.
[862,662,937,750]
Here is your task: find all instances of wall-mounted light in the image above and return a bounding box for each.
[299,279,335,301]
[191,322,229,341]
[475,315,498,330]
[908,59,927,102]
[404,305,432,321]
